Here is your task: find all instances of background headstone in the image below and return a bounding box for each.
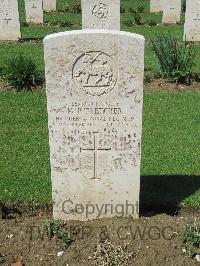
[0,0,21,40]
[25,0,43,24]
[82,0,120,30]
[162,0,181,24]
[43,0,56,12]
[184,0,200,41]
[44,29,144,221]
[150,0,163,13]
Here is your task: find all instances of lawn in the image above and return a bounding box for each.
[0,0,199,210]
[0,92,200,209]
[1,43,200,77]
[1,0,200,77]
[17,0,184,40]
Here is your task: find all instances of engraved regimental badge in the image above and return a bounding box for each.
[92,3,109,20]
[73,51,117,96]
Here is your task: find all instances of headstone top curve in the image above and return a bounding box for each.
[43,29,145,43]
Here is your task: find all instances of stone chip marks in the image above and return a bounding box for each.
[44,29,144,221]
[82,0,120,30]
[0,0,21,40]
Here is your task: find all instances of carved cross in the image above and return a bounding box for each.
[194,14,200,27]
[4,14,12,24]
[32,3,37,9]
[80,132,111,180]
[170,7,175,14]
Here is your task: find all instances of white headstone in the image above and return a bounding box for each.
[150,0,163,13]
[0,0,21,40]
[25,0,43,24]
[44,29,144,221]
[43,0,56,12]
[82,0,120,30]
[184,0,200,41]
[162,0,181,24]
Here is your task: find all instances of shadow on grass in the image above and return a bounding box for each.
[1,176,200,219]
[140,175,200,215]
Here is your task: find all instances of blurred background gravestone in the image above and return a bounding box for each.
[0,0,21,40]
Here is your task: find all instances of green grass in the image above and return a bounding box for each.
[0,0,198,78]
[0,0,198,79]
[0,93,51,204]
[142,93,200,209]
[0,0,199,209]
[1,43,200,78]
[0,92,199,208]
[142,93,200,176]
[0,44,44,72]
[15,0,185,41]
[145,44,200,75]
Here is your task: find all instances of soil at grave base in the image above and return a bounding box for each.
[144,79,200,93]
[0,208,200,266]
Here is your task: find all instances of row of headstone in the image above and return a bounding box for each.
[0,0,56,40]
[150,0,200,41]
[1,0,200,42]
[150,0,181,24]
[25,0,56,24]
[44,0,144,220]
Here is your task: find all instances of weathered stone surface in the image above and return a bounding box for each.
[82,0,120,30]
[184,0,200,41]
[25,0,43,24]
[162,0,181,24]
[0,0,21,40]
[150,0,162,13]
[43,0,56,12]
[44,29,144,221]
